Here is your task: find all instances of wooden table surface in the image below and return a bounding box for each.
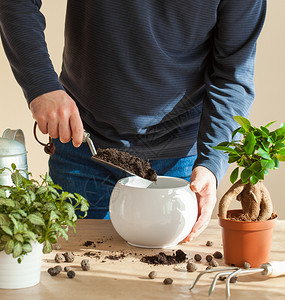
[0,219,285,300]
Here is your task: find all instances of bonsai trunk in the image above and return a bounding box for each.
[219,179,273,221]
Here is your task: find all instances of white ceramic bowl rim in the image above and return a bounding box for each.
[117,175,190,190]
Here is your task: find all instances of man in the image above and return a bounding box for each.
[0,0,266,241]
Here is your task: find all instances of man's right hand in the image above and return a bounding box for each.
[29,90,84,147]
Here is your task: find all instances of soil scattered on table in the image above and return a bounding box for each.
[105,253,126,260]
[94,148,157,181]
[140,250,187,265]
[83,240,95,247]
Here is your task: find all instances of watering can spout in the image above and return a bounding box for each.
[0,128,28,185]
[2,128,26,146]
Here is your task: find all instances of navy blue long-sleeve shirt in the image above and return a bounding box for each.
[0,0,266,185]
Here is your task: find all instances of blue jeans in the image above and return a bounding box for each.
[49,139,197,219]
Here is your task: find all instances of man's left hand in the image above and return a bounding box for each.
[184,166,217,242]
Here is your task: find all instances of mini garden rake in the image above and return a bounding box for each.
[189,261,285,299]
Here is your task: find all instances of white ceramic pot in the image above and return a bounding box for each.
[110,176,198,248]
[0,241,43,289]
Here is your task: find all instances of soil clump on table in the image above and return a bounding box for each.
[140,250,187,265]
[94,148,157,181]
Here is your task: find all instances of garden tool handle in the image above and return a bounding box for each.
[83,131,97,155]
[261,261,285,277]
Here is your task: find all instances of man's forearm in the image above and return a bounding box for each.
[0,0,64,104]
[194,0,267,186]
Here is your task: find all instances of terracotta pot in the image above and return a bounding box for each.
[218,209,277,268]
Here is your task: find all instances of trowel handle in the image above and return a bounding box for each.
[261,261,285,277]
[83,131,97,155]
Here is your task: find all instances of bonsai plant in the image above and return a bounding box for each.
[213,116,284,267]
[0,163,89,288]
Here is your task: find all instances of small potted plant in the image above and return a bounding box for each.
[214,116,284,267]
[0,164,89,289]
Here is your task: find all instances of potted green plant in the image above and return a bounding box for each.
[0,164,89,289]
[214,116,284,267]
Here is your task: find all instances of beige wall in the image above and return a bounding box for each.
[1,1,285,218]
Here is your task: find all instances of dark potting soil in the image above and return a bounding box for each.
[140,250,187,265]
[94,148,157,181]
[227,212,277,221]
[105,253,126,260]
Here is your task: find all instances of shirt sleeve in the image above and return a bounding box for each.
[0,0,64,105]
[193,0,267,186]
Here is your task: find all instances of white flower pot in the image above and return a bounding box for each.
[0,241,43,289]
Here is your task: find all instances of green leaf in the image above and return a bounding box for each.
[230,167,239,184]
[49,210,59,221]
[42,202,57,211]
[43,240,53,254]
[60,192,75,201]
[31,202,43,209]
[233,116,251,131]
[276,154,285,161]
[29,191,36,202]
[22,231,36,242]
[265,121,276,128]
[17,209,27,217]
[0,198,15,207]
[0,214,11,226]
[27,214,45,226]
[273,142,285,151]
[273,157,280,170]
[36,186,47,195]
[21,194,31,205]
[278,148,285,156]
[261,159,275,170]
[22,243,33,253]
[0,243,5,251]
[14,233,24,243]
[232,127,243,139]
[11,163,16,171]
[0,189,6,198]
[257,148,271,160]
[0,225,13,236]
[243,131,256,155]
[13,242,22,258]
[46,185,59,196]
[44,173,54,184]
[241,168,252,183]
[53,224,69,240]
[228,154,240,164]
[261,141,270,151]
[1,234,12,242]
[274,127,285,137]
[212,145,238,154]
[250,175,259,185]
[65,220,75,227]
[248,161,262,173]
[5,239,14,255]
[8,214,19,231]
[64,203,75,219]
[11,171,23,187]
[260,126,270,136]
[255,170,265,181]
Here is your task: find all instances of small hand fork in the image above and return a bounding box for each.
[189,267,239,297]
[190,261,285,300]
